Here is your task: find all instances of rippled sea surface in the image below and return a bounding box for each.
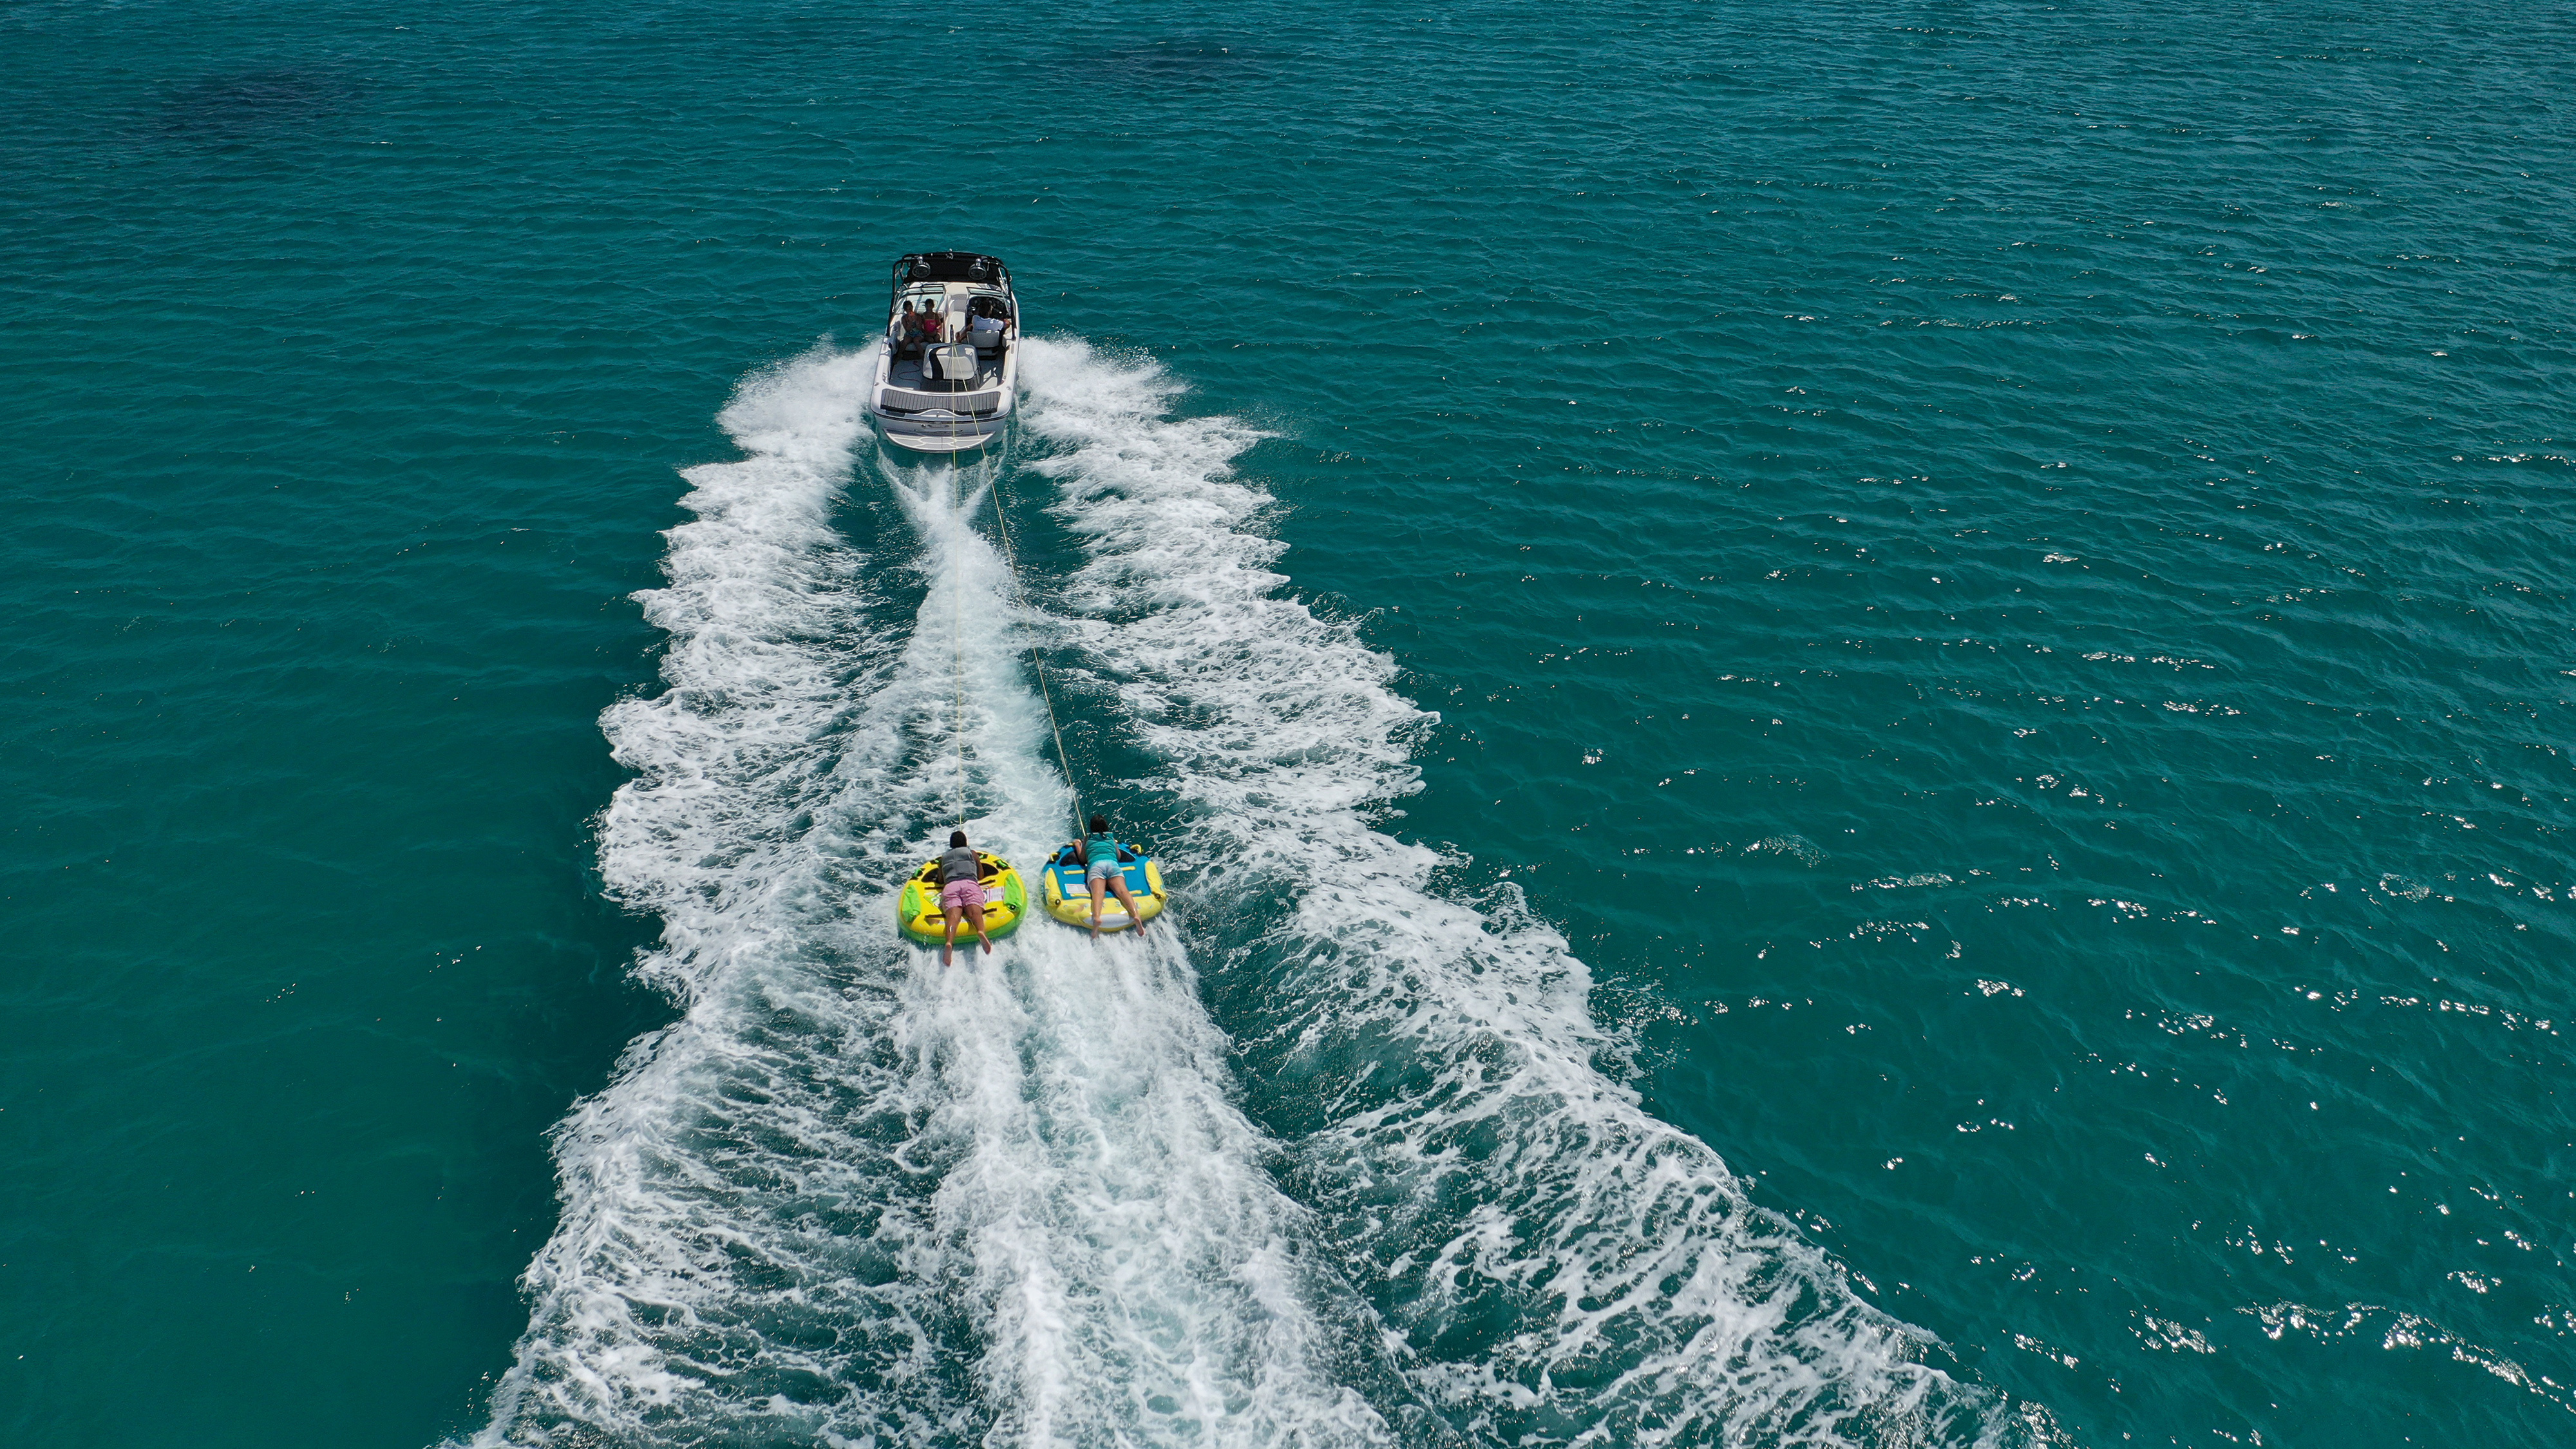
[6,2,2572,1446]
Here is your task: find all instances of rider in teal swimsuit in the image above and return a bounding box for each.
[1062,813,1150,940]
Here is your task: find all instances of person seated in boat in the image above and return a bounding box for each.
[1061,813,1150,941]
[895,301,923,352]
[917,308,945,345]
[937,829,994,965]
[966,303,1005,345]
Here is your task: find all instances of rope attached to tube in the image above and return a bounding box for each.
[986,467,1084,836]
[951,486,970,829]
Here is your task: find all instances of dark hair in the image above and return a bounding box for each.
[1088,814,1108,834]
[949,829,968,848]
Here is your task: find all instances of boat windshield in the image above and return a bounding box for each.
[887,283,1012,322]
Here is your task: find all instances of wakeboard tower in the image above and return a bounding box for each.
[869,251,1017,455]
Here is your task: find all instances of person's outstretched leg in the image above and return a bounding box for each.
[1108,875,1146,934]
[1088,876,1106,940]
[942,903,962,967]
[967,899,992,955]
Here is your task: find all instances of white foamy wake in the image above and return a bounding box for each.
[1018,337,2034,1449]
[465,345,1414,1448]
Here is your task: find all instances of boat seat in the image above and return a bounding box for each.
[930,344,980,381]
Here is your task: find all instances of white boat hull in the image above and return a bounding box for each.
[872,401,1012,454]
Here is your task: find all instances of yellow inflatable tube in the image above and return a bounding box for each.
[1040,844,1167,931]
[896,853,1028,944]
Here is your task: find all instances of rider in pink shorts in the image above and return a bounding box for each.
[936,829,993,965]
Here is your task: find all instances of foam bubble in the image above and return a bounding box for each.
[1019,336,2025,1447]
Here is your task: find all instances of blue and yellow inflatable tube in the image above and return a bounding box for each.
[896,853,1028,944]
[1040,844,1167,931]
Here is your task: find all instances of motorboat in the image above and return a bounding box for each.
[869,251,1017,454]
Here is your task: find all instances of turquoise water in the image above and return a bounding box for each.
[5,1,2571,1445]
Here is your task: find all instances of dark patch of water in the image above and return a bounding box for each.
[158,68,357,146]
[1060,36,1267,90]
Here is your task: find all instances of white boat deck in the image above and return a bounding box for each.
[887,354,1005,393]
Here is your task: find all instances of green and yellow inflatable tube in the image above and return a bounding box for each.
[896,852,1028,945]
[1040,842,1167,932]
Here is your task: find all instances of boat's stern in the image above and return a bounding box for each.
[871,391,1011,453]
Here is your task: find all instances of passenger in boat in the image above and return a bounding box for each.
[917,308,945,345]
[938,829,994,965]
[895,302,927,357]
[1061,813,1150,941]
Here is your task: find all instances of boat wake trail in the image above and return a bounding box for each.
[1018,337,2040,1449]
[466,345,1412,1448]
